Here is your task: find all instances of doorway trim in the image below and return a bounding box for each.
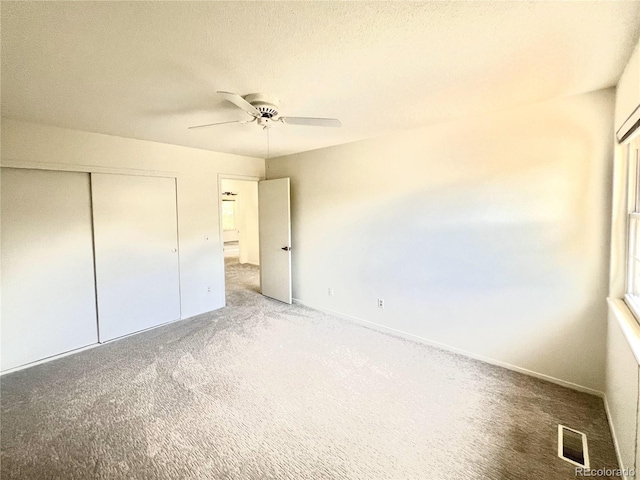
[217,173,263,307]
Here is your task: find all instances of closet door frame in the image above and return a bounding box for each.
[0,160,177,180]
[91,172,182,342]
[1,167,98,371]
[0,163,180,373]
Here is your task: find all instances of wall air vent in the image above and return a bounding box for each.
[558,425,589,469]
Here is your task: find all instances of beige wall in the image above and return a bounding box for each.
[615,38,640,136]
[606,300,640,479]
[606,34,640,478]
[267,89,615,393]
[1,119,265,319]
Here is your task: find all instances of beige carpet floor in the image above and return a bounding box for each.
[0,257,620,479]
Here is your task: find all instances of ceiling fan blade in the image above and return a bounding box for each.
[217,91,261,117]
[280,117,342,128]
[188,119,253,130]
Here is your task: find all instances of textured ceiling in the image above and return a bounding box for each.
[2,1,640,158]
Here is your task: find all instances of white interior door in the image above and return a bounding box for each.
[91,173,181,342]
[259,178,292,304]
[1,168,99,371]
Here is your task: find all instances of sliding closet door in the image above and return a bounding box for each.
[1,168,98,371]
[91,174,181,342]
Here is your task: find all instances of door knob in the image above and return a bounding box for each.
[172,248,178,253]
[281,246,291,251]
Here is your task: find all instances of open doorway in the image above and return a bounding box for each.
[220,177,261,299]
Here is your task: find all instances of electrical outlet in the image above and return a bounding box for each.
[328,288,334,296]
[207,286,211,293]
[378,298,384,308]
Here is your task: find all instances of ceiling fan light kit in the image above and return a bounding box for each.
[243,93,280,118]
[188,91,342,130]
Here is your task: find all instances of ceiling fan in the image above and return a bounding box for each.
[188,92,342,130]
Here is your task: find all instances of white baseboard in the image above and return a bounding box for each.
[1,343,101,375]
[293,298,605,398]
[1,314,195,376]
[604,395,629,479]
[239,261,260,267]
[293,300,629,466]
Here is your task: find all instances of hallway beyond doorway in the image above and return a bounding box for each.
[225,255,260,299]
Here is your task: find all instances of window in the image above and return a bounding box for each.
[625,139,640,317]
[222,199,236,231]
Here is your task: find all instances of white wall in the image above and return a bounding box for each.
[267,89,614,393]
[606,36,640,477]
[223,229,240,243]
[221,179,260,265]
[605,143,637,479]
[615,38,640,137]
[606,301,640,479]
[1,119,264,319]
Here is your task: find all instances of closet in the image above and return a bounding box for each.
[1,169,98,370]
[91,173,180,341]
[0,168,181,371]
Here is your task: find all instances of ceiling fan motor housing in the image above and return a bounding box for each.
[244,93,280,118]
